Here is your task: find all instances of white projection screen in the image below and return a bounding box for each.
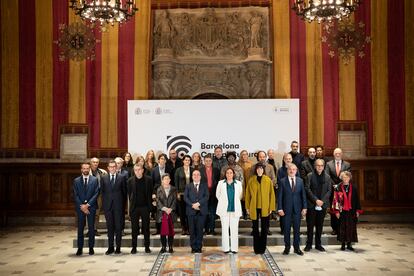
[128,99,299,163]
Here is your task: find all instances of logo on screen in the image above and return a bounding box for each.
[166,135,192,158]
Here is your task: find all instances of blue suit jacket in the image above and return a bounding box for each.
[73,175,99,210]
[184,182,209,216]
[277,176,307,215]
[101,173,127,212]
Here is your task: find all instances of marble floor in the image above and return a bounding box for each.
[0,224,413,276]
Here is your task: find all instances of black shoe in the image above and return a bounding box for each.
[115,247,121,254]
[152,231,160,236]
[282,248,290,255]
[304,245,311,252]
[191,249,196,253]
[347,245,355,251]
[315,245,325,252]
[76,249,83,256]
[160,247,166,253]
[231,251,237,254]
[267,230,272,236]
[224,251,231,254]
[294,249,304,256]
[145,247,151,253]
[131,247,137,254]
[341,244,346,251]
[105,247,114,255]
[250,231,254,236]
[211,231,217,236]
[89,248,94,255]
[85,231,89,236]
[331,230,337,235]
[168,247,174,253]
[94,230,100,236]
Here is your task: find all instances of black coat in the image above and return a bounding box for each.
[127,175,153,214]
[305,172,332,209]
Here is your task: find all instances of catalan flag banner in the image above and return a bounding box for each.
[1,0,413,151]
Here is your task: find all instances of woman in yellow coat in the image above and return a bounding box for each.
[245,162,276,254]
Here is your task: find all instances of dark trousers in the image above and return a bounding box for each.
[178,195,188,231]
[205,200,217,233]
[77,208,96,249]
[104,207,123,248]
[283,213,301,249]
[161,235,174,248]
[188,213,206,250]
[131,206,150,248]
[306,207,327,247]
[252,209,270,254]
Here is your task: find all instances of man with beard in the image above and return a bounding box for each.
[300,147,317,183]
[88,157,107,236]
[73,162,99,256]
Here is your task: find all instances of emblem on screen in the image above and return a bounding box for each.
[166,135,192,158]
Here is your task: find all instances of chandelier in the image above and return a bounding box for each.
[69,0,138,25]
[292,0,361,23]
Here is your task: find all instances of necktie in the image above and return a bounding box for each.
[291,177,295,192]
[83,178,88,193]
[110,175,115,188]
[195,184,199,193]
[336,161,340,176]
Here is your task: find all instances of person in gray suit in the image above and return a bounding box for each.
[325,148,351,235]
[304,159,332,252]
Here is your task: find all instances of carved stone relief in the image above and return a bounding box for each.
[152,7,272,99]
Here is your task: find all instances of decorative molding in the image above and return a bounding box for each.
[151,0,270,9]
[151,7,272,99]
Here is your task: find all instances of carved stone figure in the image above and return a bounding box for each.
[246,63,266,98]
[249,12,263,48]
[154,11,174,49]
[152,7,271,99]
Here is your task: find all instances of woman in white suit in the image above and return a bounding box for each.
[216,167,243,253]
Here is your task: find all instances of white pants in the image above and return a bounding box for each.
[220,213,240,252]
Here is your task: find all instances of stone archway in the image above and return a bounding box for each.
[193,93,229,99]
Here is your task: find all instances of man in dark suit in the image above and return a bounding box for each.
[300,147,317,183]
[166,149,183,187]
[101,160,127,255]
[304,159,332,252]
[200,154,220,235]
[325,148,351,235]
[128,164,153,254]
[73,162,99,256]
[184,169,209,253]
[278,163,307,256]
[282,141,305,170]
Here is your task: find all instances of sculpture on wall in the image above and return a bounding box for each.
[249,11,263,48]
[154,10,174,49]
[152,7,271,99]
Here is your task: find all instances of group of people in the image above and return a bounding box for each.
[73,142,362,256]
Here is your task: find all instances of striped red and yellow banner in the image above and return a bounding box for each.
[0,0,412,151]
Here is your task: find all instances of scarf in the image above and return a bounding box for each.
[341,183,353,211]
